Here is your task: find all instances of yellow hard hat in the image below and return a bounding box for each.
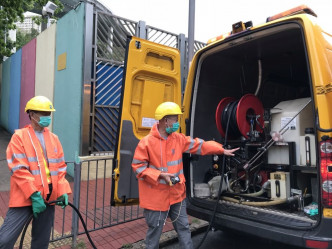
[155,102,182,120]
[25,96,56,112]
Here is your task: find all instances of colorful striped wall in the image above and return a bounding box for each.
[0,3,86,175]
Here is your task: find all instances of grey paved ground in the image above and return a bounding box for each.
[131,219,209,249]
[0,126,11,191]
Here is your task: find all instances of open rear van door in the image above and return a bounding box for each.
[111,37,182,205]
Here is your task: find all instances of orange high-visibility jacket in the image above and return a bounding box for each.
[132,123,224,211]
[6,125,72,207]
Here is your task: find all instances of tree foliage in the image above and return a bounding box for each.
[16,28,39,50]
[0,0,63,61]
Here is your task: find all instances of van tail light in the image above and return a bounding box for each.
[305,240,329,249]
[306,239,329,249]
[320,137,332,207]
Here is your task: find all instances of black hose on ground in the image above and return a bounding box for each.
[19,201,97,249]
[195,106,232,249]
[19,213,33,249]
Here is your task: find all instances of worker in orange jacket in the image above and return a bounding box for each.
[132,102,239,249]
[0,96,72,249]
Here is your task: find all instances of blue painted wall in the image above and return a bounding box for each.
[0,58,11,130]
[8,50,22,133]
[53,3,85,176]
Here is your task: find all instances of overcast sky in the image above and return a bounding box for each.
[98,0,332,42]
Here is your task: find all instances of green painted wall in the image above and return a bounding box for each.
[0,63,2,126]
[53,3,85,176]
[0,58,11,130]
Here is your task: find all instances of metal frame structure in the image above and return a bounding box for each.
[17,158,143,247]
[69,157,144,248]
[81,3,206,155]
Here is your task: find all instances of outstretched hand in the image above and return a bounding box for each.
[223,147,240,156]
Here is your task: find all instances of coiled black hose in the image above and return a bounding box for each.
[19,201,97,249]
[221,100,241,138]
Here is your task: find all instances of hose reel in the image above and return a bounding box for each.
[215,94,264,139]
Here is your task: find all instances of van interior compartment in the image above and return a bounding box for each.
[188,22,318,227]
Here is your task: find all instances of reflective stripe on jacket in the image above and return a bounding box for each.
[132,123,224,211]
[6,125,72,207]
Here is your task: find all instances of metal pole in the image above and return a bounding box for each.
[47,16,51,28]
[41,17,47,32]
[71,162,82,248]
[137,20,147,39]
[178,33,186,94]
[81,2,94,155]
[188,0,195,66]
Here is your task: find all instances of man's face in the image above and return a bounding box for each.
[30,111,51,123]
[165,115,178,127]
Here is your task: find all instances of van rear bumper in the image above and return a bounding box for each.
[187,201,332,248]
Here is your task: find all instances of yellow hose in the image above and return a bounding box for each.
[221,196,287,206]
[241,188,265,197]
